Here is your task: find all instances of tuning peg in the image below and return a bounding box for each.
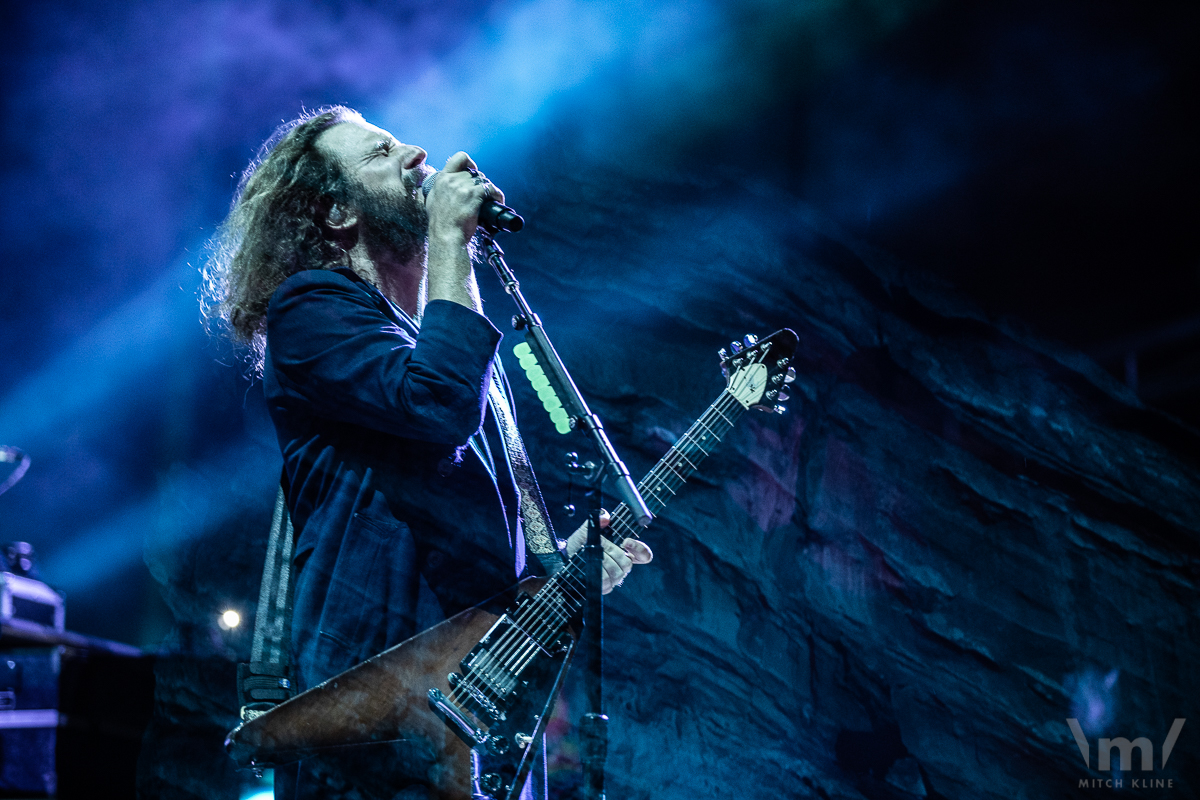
[777,390,790,402]
[765,389,778,401]
[773,404,786,415]
[718,347,729,361]
[784,366,796,384]
[743,333,758,347]
[730,341,743,354]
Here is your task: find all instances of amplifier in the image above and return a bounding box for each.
[0,645,154,798]
[0,572,64,631]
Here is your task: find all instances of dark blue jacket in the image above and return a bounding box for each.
[263,268,523,691]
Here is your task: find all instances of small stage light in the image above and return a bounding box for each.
[219,609,241,630]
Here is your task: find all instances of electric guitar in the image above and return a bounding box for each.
[226,329,799,799]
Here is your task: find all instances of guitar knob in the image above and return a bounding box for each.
[743,333,758,347]
[784,366,796,384]
[730,341,743,354]
[718,347,729,361]
[480,773,504,795]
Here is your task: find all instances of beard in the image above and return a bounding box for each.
[353,172,430,266]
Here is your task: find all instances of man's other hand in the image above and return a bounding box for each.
[564,510,654,594]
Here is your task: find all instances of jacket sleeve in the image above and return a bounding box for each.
[266,270,502,444]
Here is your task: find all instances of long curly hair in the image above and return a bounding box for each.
[201,105,361,374]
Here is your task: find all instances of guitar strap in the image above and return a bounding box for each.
[237,475,297,721]
[486,365,566,576]
[356,268,563,577]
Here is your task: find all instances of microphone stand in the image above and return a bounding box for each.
[582,475,606,800]
[479,231,652,800]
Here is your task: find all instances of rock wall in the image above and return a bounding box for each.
[496,150,1200,799]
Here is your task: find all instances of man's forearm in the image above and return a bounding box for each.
[426,229,483,313]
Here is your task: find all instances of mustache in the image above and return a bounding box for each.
[403,164,437,196]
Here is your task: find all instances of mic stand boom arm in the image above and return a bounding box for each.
[479,233,653,529]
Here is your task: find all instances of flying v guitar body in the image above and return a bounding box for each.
[226,576,569,800]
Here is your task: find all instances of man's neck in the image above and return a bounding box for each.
[346,244,425,318]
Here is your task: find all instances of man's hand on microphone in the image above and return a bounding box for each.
[424,152,504,242]
[423,152,503,313]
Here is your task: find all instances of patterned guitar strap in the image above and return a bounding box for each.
[487,368,566,576]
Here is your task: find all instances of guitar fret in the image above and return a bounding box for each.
[660,461,686,482]
[674,449,699,471]
[693,417,721,443]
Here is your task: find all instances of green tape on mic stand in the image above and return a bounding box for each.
[514,342,571,434]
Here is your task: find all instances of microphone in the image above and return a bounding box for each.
[421,172,524,233]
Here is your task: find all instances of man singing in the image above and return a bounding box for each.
[204,106,651,797]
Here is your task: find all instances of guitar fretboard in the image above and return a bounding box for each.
[504,388,749,652]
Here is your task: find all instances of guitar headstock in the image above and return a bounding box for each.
[719,329,799,413]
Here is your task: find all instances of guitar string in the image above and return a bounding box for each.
[449,390,749,712]
[455,389,750,703]
[450,388,754,710]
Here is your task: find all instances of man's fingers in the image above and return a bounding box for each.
[434,151,505,207]
[602,550,630,594]
[564,515,647,592]
[604,556,624,583]
[623,539,653,564]
[602,537,632,570]
[443,151,478,174]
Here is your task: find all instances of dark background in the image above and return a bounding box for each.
[1,1,1196,797]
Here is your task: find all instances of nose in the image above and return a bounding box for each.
[400,145,426,170]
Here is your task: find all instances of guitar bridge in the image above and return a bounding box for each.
[428,688,487,745]
[458,677,506,722]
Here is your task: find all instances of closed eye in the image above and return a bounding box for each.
[371,139,393,157]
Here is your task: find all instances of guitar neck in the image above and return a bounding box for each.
[542,388,750,612]
[609,388,748,547]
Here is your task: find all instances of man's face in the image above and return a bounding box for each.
[316,119,434,264]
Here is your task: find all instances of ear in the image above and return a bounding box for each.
[323,202,358,232]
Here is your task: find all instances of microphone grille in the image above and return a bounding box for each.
[420,172,439,198]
